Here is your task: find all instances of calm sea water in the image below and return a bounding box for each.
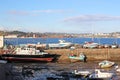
[4,37,120,45]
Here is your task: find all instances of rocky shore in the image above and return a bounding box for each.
[0,63,14,80]
[45,48,120,63]
[0,64,6,80]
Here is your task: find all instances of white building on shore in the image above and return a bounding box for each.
[5,35,17,38]
[0,36,4,48]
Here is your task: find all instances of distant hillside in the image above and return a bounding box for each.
[7,31,26,34]
[0,30,5,36]
[0,30,120,38]
[0,30,27,37]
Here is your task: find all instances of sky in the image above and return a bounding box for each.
[0,0,120,33]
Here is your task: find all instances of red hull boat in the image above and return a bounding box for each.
[0,47,59,62]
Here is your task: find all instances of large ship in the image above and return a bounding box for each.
[0,46,59,62]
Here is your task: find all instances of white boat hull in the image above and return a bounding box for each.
[99,60,115,68]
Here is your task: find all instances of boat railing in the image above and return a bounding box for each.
[2,47,16,54]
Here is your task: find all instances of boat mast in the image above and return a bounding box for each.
[91,23,94,42]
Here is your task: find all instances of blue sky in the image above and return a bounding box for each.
[0,0,120,33]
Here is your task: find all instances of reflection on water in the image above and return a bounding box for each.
[4,61,120,80]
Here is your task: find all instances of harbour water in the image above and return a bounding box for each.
[2,61,120,80]
[4,37,120,46]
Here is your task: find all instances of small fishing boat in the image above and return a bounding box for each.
[0,46,59,62]
[68,53,87,62]
[111,44,118,49]
[83,41,99,49]
[72,69,91,77]
[88,69,115,80]
[98,60,115,68]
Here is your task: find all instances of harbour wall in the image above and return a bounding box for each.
[45,48,120,63]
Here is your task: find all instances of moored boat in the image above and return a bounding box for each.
[88,69,116,80]
[72,69,91,77]
[83,41,99,49]
[48,40,73,49]
[98,60,115,68]
[68,53,87,62]
[0,46,59,62]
